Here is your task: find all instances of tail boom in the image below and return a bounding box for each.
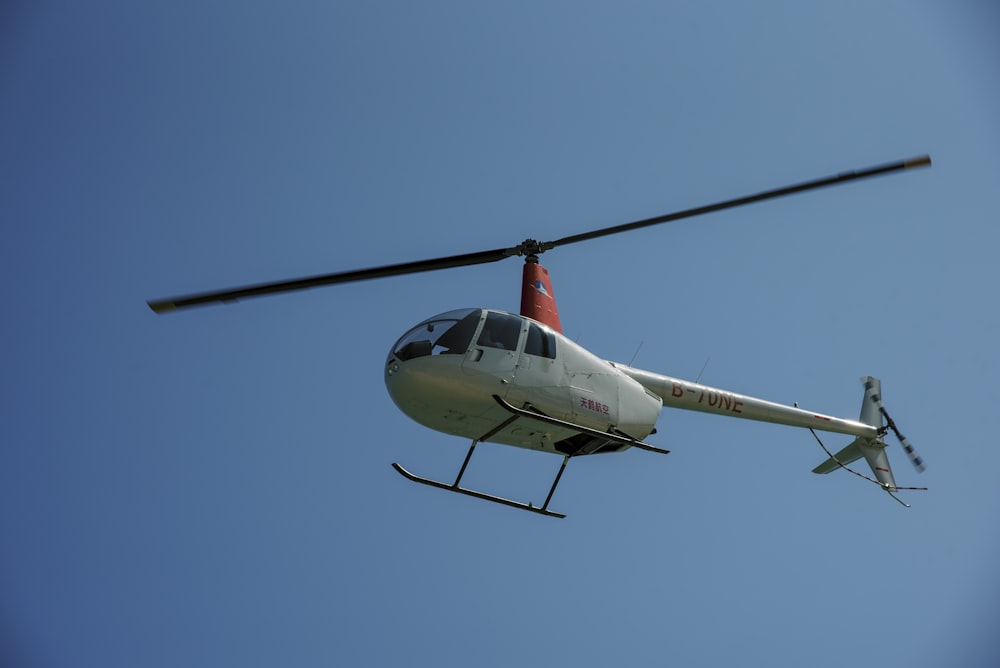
[612,364,880,440]
[614,365,917,498]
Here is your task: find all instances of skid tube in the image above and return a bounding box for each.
[392,450,569,519]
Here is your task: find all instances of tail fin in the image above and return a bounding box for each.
[812,376,898,491]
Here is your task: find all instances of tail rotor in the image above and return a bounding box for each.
[867,380,926,473]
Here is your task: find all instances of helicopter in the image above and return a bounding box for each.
[149,155,931,517]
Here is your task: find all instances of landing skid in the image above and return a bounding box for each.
[392,459,567,519]
[393,395,668,518]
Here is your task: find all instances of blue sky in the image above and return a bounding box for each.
[3,2,999,666]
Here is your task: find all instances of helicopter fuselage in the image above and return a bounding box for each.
[385,308,662,455]
[386,307,885,458]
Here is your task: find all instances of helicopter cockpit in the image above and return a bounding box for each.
[390,308,558,362]
[391,309,484,361]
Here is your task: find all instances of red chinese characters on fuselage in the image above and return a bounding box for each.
[579,397,610,415]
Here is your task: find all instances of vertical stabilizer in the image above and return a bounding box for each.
[858,440,897,491]
[859,376,884,429]
[857,376,897,490]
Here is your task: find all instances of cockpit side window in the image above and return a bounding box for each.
[524,322,556,359]
[476,312,522,351]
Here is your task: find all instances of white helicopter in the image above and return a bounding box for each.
[149,155,931,517]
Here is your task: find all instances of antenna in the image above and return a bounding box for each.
[628,341,644,367]
[695,357,710,384]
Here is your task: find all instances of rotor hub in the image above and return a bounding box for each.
[517,238,553,258]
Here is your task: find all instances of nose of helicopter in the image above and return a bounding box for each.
[384,354,419,413]
[384,347,478,435]
[384,309,483,417]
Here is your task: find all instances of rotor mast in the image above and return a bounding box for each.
[520,250,563,333]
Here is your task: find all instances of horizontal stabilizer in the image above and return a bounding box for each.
[812,437,865,474]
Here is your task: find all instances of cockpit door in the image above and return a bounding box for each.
[462,311,524,382]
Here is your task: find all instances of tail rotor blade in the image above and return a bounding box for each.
[868,383,926,473]
[879,407,926,473]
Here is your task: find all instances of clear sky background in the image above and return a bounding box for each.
[3,2,999,667]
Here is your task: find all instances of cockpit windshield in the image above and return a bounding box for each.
[392,309,482,361]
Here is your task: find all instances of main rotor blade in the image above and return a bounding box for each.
[546,155,931,249]
[149,154,930,314]
[148,246,516,313]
